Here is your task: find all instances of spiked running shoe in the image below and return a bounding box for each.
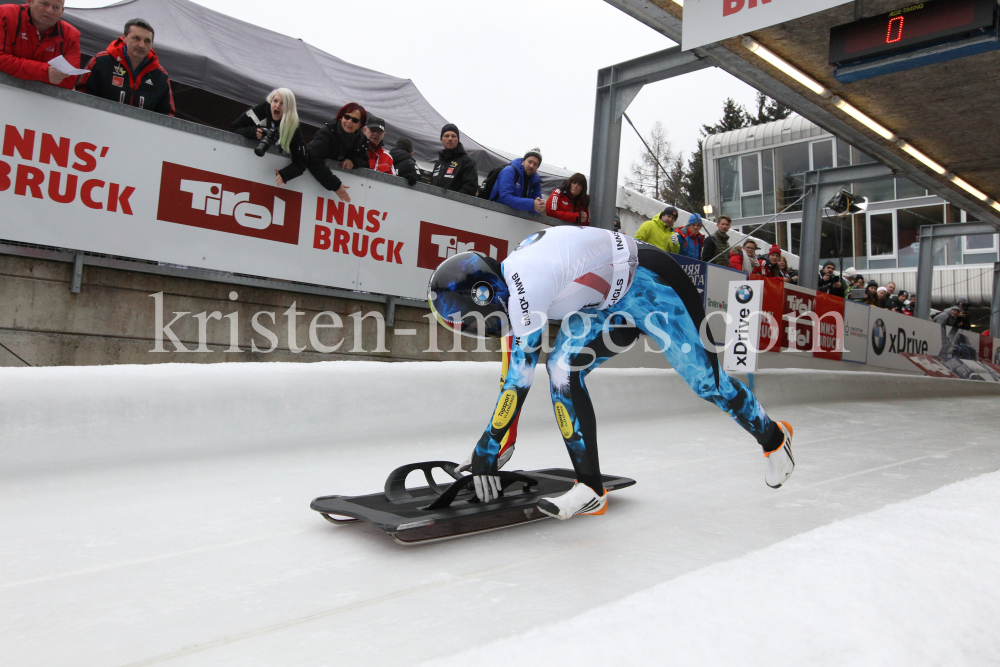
[765,421,795,489]
[537,482,608,520]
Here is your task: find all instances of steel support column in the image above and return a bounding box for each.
[798,163,893,290]
[914,222,1000,319]
[992,262,1000,336]
[590,47,709,229]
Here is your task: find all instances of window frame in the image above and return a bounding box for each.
[809,139,835,171]
[866,209,897,260]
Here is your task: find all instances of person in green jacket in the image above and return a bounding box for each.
[634,206,680,254]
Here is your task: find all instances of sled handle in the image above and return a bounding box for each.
[422,471,537,511]
[384,461,464,503]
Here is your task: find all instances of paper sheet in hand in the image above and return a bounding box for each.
[48,55,90,76]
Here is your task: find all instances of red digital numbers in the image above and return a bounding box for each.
[886,15,904,43]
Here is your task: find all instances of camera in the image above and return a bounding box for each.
[848,288,867,300]
[254,125,279,157]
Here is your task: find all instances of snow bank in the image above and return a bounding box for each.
[425,470,1000,667]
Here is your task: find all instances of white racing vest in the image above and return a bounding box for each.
[501,227,639,337]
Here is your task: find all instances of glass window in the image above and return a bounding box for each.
[719,157,740,219]
[964,252,999,264]
[895,177,927,200]
[761,149,776,215]
[811,140,834,170]
[869,258,897,270]
[966,233,996,251]
[774,143,809,213]
[836,138,852,167]
[741,153,760,193]
[854,149,876,164]
[751,222,777,247]
[896,205,945,267]
[855,176,895,203]
[789,221,801,255]
[741,194,763,217]
[869,212,894,257]
[821,217,853,267]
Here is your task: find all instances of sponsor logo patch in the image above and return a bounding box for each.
[112,76,124,88]
[416,221,508,270]
[492,390,518,429]
[554,402,574,439]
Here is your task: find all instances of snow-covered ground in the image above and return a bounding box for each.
[1,362,999,667]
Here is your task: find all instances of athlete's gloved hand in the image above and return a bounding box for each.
[469,452,502,502]
[456,443,515,475]
[473,474,502,502]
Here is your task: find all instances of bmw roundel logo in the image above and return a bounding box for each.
[515,231,545,251]
[472,282,493,306]
[872,319,886,355]
[735,284,754,304]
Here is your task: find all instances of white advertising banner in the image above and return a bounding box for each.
[724,280,763,372]
[682,0,852,50]
[0,84,548,301]
[865,308,942,372]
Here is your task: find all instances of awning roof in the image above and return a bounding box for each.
[52,0,568,190]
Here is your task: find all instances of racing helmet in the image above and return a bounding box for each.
[428,251,510,338]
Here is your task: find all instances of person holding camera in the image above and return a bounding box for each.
[304,102,369,203]
[229,88,307,187]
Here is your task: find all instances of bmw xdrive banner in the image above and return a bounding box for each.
[724,281,764,373]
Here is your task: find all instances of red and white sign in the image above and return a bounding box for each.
[157,162,301,245]
[416,221,509,271]
[683,0,849,50]
[0,81,547,300]
[903,354,960,378]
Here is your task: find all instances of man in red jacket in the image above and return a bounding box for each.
[0,0,80,89]
[77,18,174,116]
[361,115,395,175]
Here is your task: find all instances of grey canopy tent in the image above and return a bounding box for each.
[44,0,569,192]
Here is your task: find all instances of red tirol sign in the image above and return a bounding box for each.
[416,221,509,271]
[156,162,302,244]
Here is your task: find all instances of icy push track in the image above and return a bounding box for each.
[2,363,1000,667]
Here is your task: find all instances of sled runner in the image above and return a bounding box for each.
[310,461,636,545]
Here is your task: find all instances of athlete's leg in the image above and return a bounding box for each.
[496,335,520,465]
[617,248,785,453]
[545,310,642,495]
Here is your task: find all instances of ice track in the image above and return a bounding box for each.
[1,361,999,667]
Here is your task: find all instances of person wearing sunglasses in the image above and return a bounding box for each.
[305,102,369,203]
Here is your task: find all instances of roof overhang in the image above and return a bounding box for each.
[605,0,1000,230]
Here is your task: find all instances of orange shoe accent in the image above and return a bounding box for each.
[765,421,794,457]
[778,421,794,438]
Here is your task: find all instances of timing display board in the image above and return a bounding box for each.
[830,0,998,64]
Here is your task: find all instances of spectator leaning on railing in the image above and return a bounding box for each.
[634,206,680,253]
[361,115,395,175]
[305,102,368,203]
[229,88,307,187]
[545,173,590,226]
[729,238,759,273]
[430,123,478,196]
[77,18,173,116]
[671,214,705,259]
[490,148,544,214]
[778,256,798,285]
[389,137,419,186]
[0,0,80,89]
[701,214,732,266]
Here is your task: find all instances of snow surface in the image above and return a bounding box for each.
[1,361,999,667]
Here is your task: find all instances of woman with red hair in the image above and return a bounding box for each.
[305,102,369,202]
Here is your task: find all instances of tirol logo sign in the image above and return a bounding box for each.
[416,221,509,271]
[156,162,302,244]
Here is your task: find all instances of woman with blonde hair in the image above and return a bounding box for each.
[230,87,308,187]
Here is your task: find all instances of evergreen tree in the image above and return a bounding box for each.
[749,91,792,125]
[657,154,689,209]
[683,141,705,213]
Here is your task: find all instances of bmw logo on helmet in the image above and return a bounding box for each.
[872,319,887,355]
[735,284,754,304]
[472,282,493,306]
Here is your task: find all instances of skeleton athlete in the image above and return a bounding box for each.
[428,226,794,519]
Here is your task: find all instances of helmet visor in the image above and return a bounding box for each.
[428,295,509,338]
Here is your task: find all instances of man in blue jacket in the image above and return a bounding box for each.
[490,148,544,214]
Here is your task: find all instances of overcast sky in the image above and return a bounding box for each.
[67,0,760,183]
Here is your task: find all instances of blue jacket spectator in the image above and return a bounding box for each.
[490,149,544,214]
[671,214,705,259]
